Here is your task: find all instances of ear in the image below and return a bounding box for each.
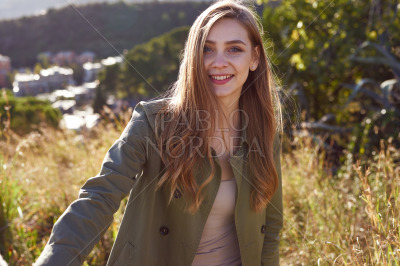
[250,45,260,71]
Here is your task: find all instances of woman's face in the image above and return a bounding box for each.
[203,18,259,105]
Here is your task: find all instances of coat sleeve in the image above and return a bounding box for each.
[261,134,283,266]
[34,103,150,266]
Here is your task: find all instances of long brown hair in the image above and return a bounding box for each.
[155,0,282,213]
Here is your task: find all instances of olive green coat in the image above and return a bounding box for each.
[35,98,283,266]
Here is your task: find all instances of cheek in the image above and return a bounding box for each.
[203,57,211,69]
[241,72,250,84]
[238,66,250,84]
[234,57,251,72]
[237,64,250,77]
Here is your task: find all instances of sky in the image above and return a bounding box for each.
[0,0,170,20]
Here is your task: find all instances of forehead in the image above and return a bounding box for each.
[206,18,251,43]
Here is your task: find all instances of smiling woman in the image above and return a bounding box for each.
[203,18,260,105]
[35,1,283,265]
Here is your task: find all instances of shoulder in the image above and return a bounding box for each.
[135,98,171,120]
[126,97,171,135]
[137,97,171,116]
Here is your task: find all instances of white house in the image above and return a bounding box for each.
[13,66,74,96]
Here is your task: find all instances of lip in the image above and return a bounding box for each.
[209,74,234,85]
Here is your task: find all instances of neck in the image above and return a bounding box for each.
[210,98,242,158]
[215,97,241,135]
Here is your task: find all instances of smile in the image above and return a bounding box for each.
[210,75,234,80]
[209,74,234,85]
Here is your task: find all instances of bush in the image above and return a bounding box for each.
[0,89,62,136]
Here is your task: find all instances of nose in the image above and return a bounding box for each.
[211,52,228,68]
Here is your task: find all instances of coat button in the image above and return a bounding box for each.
[173,189,182,198]
[159,226,169,235]
[261,225,266,234]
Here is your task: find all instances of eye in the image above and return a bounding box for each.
[203,46,212,53]
[229,46,243,53]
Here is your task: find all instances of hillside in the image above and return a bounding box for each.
[99,26,189,101]
[0,1,211,68]
[0,0,213,20]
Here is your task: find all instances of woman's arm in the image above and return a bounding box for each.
[261,134,283,266]
[34,104,150,266]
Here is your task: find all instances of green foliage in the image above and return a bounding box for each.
[104,26,189,99]
[0,174,14,261]
[94,63,121,112]
[93,86,107,114]
[262,0,400,156]
[98,63,120,93]
[70,63,84,85]
[0,91,62,135]
[264,0,398,116]
[0,1,210,68]
[343,75,400,156]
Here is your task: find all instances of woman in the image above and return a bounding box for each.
[35,0,283,265]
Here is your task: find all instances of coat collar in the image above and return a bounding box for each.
[140,97,248,148]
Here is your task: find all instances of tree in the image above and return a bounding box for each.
[262,0,400,154]
[115,26,189,99]
[70,63,84,85]
[263,0,399,119]
[97,63,120,93]
[93,86,107,114]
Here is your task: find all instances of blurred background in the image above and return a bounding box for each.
[0,0,399,264]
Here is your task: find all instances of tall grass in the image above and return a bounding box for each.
[0,97,399,264]
[0,103,131,264]
[281,136,400,265]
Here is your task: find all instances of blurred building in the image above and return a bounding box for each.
[101,56,122,66]
[68,81,97,106]
[36,81,98,112]
[13,73,41,95]
[78,51,96,64]
[13,66,74,96]
[40,66,74,89]
[51,51,77,66]
[82,56,122,83]
[0,54,11,88]
[37,51,96,66]
[83,62,103,83]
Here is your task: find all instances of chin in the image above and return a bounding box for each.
[214,91,233,98]
[214,87,241,96]
[214,91,241,105]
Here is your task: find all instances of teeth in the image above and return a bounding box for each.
[211,75,232,81]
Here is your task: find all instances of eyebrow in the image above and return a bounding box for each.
[205,39,247,46]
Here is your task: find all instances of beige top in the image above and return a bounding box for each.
[191,179,241,266]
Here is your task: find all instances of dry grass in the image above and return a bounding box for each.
[0,111,399,264]
[280,136,400,265]
[0,106,131,265]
